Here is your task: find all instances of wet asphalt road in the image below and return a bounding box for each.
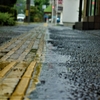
[0,24,100,100]
[28,25,100,100]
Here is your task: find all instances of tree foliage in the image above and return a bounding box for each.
[0,0,17,7]
[30,6,43,22]
[14,0,26,14]
[33,0,49,22]
[34,0,49,10]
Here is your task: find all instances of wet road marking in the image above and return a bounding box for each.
[0,27,46,100]
[43,23,48,27]
[0,62,17,77]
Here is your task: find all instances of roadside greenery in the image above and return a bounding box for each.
[31,0,49,22]
[14,0,26,14]
[0,12,15,26]
[0,0,50,24]
[14,0,50,22]
[30,6,43,22]
[0,0,17,26]
[0,5,17,20]
[0,0,17,7]
[34,0,49,10]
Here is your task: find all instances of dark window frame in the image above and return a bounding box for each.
[87,0,97,16]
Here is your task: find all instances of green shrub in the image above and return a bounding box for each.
[29,6,43,22]
[6,17,15,25]
[34,17,40,22]
[10,7,17,20]
[29,6,37,22]
[0,5,17,20]
[34,13,43,22]
[0,12,15,26]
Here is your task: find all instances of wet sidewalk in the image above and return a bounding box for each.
[28,25,100,100]
[0,25,46,100]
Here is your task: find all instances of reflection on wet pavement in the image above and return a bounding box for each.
[28,26,100,100]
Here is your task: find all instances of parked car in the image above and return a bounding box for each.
[17,14,25,21]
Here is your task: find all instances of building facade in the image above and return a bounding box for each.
[74,0,100,30]
[62,0,80,27]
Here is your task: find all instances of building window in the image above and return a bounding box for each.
[87,0,98,16]
[95,0,99,15]
[88,0,92,16]
[91,0,95,16]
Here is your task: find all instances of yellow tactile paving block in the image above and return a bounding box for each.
[0,62,28,99]
[10,61,36,99]
[9,96,22,100]
[11,78,30,96]
[0,39,17,51]
[23,61,36,78]
[0,33,26,52]
[43,23,48,27]
[0,39,27,61]
[36,34,45,58]
[26,63,42,94]
[0,61,16,77]
[0,33,33,61]
[27,61,36,69]
[23,69,33,78]
[18,38,37,61]
[0,96,9,100]
[0,28,45,100]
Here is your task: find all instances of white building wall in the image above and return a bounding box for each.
[62,0,79,23]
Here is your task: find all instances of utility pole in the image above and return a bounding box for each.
[51,0,57,24]
[26,0,30,23]
[78,0,82,22]
[51,0,54,23]
[54,0,57,25]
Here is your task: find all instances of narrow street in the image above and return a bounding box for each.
[0,24,100,100]
[0,0,100,100]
